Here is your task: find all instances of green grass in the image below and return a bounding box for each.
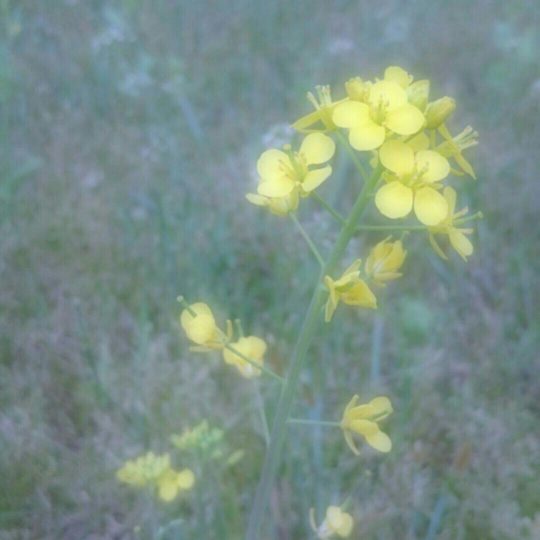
[0,0,539,538]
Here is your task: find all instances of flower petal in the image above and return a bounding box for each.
[384,65,412,88]
[385,104,425,135]
[416,150,450,182]
[365,430,392,453]
[177,469,195,490]
[332,101,370,128]
[299,133,336,165]
[443,186,457,216]
[257,176,295,197]
[375,182,413,219]
[369,80,407,110]
[449,229,474,260]
[407,132,430,152]
[379,140,415,176]
[302,165,332,192]
[414,187,448,225]
[349,419,379,436]
[256,149,289,179]
[245,193,268,207]
[369,396,393,417]
[349,122,386,151]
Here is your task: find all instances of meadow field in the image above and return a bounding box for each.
[0,1,539,538]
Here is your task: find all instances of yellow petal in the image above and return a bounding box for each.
[257,176,295,197]
[369,80,407,110]
[256,149,289,179]
[379,140,415,176]
[245,193,268,207]
[449,229,474,260]
[299,133,335,165]
[414,187,448,226]
[407,79,430,110]
[245,336,267,360]
[327,507,354,537]
[343,430,360,455]
[384,65,412,88]
[336,513,354,537]
[332,101,370,128]
[180,303,217,345]
[375,182,413,219]
[157,471,179,502]
[302,165,332,192]
[349,121,386,151]
[365,430,392,453]
[349,419,379,436]
[415,150,450,182]
[429,232,449,260]
[369,396,393,417]
[385,104,425,135]
[407,132,430,152]
[443,186,457,216]
[342,281,377,309]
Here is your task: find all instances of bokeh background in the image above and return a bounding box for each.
[1,1,539,538]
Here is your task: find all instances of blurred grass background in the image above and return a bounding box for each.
[0,0,539,538]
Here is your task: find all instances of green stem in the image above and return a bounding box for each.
[287,418,339,427]
[245,164,383,540]
[290,213,325,268]
[335,130,369,183]
[311,192,347,226]
[224,343,285,384]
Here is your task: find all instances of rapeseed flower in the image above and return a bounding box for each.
[428,186,476,261]
[324,259,377,322]
[365,237,407,286]
[333,75,425,151]
[255,133,336,199]
[223,335,267,378]
[375,140,450,225]
[180,302,221,348]
[340,395,393,454]
[310,506,354,539]
[116,452,195,502]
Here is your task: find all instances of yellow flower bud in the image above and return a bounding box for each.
[222,336,267,378]
[345,77,370,102]
[406,79,430,111]
[311,506,354,539]
[180,302,220,347]
[365,237,407,286]
[425,96,456,129]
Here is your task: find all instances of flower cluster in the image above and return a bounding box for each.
[172,65,480,536]
[116,452,195,502]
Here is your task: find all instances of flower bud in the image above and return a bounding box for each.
[180,302,219,346]
[365,238,407,286]
[425,96,456,129]
[407,79,430,111]
[345,77,369,101]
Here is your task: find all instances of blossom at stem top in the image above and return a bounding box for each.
[428,186,476,261]
[375,139,450,226]
[254,133,336,199]
[310,506,354,539]
[332,74,425,151]
[180,302,227,350]
[340,395,393,454]
[223,336,267,378]
[324,259,377,322]
[365,237,407,286]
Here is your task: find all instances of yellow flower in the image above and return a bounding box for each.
[375,140,450,225]
[428,187,475,261]
[245,190,299,216]
[292,85,347,132]
[324,259,377,322]
[365,237,407,286]
[222,335,267,378]
[116,452,171,487]
[310,506,354,539]
[180,302,221,348]
[332,77,425,151]
[340,395,393,454]
[383,65,414,89]
[436,124,478,179]
[256,133,336,199]
[156,468,195,502]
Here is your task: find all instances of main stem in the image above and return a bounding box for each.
[245,165,382,539]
